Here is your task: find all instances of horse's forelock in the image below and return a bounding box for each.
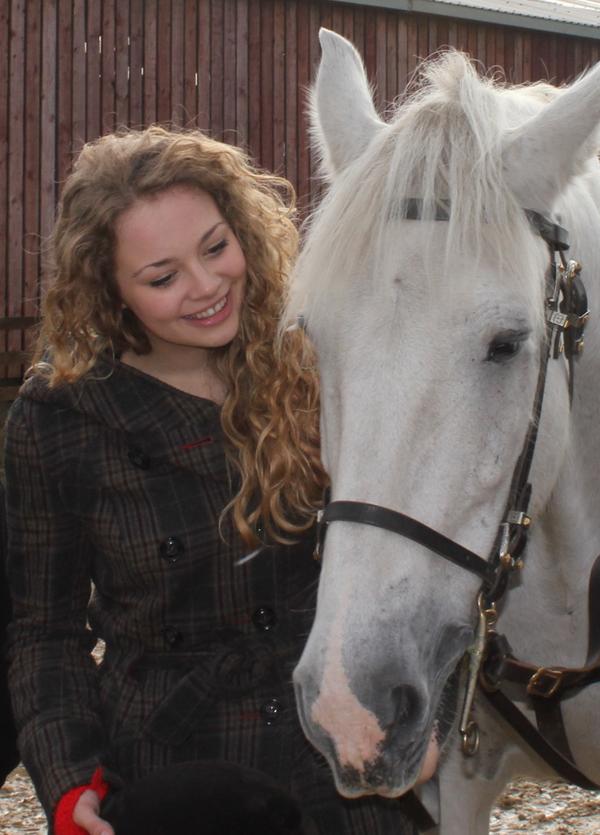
[285,51,555,332]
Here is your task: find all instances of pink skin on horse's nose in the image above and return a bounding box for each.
[309,607,440,789]
[310,620,386,773]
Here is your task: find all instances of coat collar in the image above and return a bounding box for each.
[19,356,230,478]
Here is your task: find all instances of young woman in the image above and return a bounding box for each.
[4,127,418,835]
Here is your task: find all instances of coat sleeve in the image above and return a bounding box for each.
[0,480,20,785]
[4,396,108,819]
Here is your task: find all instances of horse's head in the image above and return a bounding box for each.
[291,30,600,798]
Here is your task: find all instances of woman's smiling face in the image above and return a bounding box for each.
[114,186,247,358]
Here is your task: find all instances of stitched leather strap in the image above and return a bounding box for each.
[483,631,600,698]
[481,687,599,790]
[320,501,496,586]
[480,554,600,781]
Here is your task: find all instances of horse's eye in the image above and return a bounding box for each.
[486,339,522,363]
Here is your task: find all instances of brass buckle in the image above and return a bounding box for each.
[527,667,565,698]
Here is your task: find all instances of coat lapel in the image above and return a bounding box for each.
[20,357,232,482]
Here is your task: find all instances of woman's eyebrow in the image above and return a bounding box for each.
[132,221,227,277]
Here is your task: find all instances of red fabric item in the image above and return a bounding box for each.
[54,767,109,835]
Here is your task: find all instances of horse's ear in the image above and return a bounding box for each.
[311,29,383,179]
[502,62,600,213]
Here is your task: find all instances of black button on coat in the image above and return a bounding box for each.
[159,536,184,564]
[252,606,277,631]
[4,358,417,835]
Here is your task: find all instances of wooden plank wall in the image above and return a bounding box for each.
[1,0,599,385]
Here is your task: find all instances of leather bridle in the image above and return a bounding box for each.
[309,201,599,813]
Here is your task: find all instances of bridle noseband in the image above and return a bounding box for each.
[309,202,597,801]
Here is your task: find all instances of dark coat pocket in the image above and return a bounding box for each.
[143,641,279,746]
[143,661,216,746]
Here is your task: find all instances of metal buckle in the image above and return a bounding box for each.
[285,314,306,332]
[506,510,531,527]
[497,521,525,571]
[546,310,569,329]
[564,259,582,281]
[527,666,565,698]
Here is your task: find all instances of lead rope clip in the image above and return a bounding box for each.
[459,593,496,756]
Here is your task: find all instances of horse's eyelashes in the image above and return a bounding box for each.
[486,338,522,363]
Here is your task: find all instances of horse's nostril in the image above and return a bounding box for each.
[391,684,422,726]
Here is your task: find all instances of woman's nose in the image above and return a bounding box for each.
[187,262,221,297]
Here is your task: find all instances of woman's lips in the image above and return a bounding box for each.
[181,292,232,327]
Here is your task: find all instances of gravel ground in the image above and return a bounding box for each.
[490,781,600,834]
[2,766,600,833]
[1,767,47,834]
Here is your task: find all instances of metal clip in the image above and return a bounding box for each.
[285,314,306,333]
[498,515,528,571]
[498,522,510,559]
[565,259,582,281]
[506,511,531,527]
[460,594,496,756]
[580,311,590,326]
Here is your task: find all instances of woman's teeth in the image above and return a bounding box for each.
[185,295,228,319]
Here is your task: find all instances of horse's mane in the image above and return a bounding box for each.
[285,51,596,329]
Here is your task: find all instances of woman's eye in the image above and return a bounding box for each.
[486,339,522,363]
[149,273,175,288]
[206,239,228,256]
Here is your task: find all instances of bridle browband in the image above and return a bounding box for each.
[309,200,598,817]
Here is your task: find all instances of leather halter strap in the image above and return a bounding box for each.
[318,501,496,586]
[478,550,600,793]
[481,686,600,790]
[525,210,570,252]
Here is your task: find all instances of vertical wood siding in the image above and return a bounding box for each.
[1,0,599,382]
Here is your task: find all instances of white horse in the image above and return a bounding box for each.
[288,29,600,834]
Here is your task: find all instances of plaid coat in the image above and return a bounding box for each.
[4,358,417,834]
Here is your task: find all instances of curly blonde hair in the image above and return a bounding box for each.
[33,125,327,545]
